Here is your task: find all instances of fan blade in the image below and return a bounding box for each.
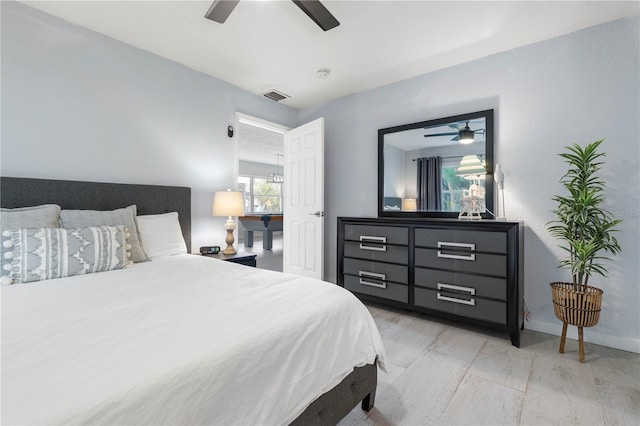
[424,132,458,138]
[292,0,340,31]
[205,0,239,23]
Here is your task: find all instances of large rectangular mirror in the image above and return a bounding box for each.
[378,109,494,218]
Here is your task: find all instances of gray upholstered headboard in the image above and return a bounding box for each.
[0,177,191,252]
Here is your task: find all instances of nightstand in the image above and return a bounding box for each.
[204,252,257,267]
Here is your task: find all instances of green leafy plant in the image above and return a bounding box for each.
[547,139,622,290]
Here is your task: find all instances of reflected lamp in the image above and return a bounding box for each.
[456,155,486,178]
[402,198,417,211]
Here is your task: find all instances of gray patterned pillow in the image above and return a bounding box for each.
[5,226,131,284]
[60,205,148,263]
[1,204,61,279]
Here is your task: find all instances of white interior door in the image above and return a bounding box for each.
[283,118,324,279]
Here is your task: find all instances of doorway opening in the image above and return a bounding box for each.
[235,113,289,272]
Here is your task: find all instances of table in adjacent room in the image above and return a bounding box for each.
[239,214,283,250]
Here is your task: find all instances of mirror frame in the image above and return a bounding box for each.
[378,109,494,219]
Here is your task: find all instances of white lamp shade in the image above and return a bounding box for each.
[212,191,244,217]
[456,155,486,177]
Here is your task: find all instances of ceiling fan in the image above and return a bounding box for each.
[424,121,485,144]
[205,0,340,31]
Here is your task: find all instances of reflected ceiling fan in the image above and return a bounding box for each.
[205,0,340,31]
[424,121,485,144]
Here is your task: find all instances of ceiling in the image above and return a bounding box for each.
[19,1,639,109]
[386,117,486,151]
[238,121,284,164]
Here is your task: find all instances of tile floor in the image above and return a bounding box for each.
[246,236,639,424]
[340,304,640,426]
[238,235,283,272]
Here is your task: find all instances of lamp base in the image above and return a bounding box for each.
[458,192,485,220]
[458,211,484,220]
[223,217,237,255]
[222,246,236,255]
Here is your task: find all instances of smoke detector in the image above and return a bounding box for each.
[316,68,331,79]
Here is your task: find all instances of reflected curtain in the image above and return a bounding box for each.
[417,156,442,210]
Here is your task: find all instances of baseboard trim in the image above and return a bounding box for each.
[526,319,640,354]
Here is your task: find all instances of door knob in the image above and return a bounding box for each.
[309,211,325,217]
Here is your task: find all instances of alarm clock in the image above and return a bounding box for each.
[200,246,221,255]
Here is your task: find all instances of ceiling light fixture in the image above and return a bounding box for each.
[270,154,284,183]
[205,0,340,31]
[458,122,475,144]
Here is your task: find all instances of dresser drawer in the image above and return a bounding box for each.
[344,224,408,245]
[344,241,408,264]
[415,267,507,300]
[415,228,507,254]
[415,247,506,277]
[414,287,506,324]
[344,258,408,284]
[344,275,408,303]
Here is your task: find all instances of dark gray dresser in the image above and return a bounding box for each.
[337,217,524,347]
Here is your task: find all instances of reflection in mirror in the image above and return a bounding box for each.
[378,110,493,218]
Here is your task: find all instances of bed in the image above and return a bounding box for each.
[1,177,385,425]
[383,196,402,211]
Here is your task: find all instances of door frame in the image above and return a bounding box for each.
[234,112,290,248]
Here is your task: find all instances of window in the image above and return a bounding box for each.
[239,176,282,213]
[440,165,485,212]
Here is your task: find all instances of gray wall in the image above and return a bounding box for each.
[0,2,297,251]
[299,17,640,352]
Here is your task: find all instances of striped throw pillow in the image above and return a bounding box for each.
[5,226,131,284]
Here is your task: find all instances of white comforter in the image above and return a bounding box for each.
[1,255,386,425]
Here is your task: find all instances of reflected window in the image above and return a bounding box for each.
[441,164,485,212]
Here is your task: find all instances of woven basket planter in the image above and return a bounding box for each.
[550,282,603,327]
[550,281,603,362]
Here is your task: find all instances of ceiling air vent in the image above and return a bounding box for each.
[263,90,290,102]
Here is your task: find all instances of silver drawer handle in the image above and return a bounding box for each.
[358,270,387,288]
[437,282,476,295]
[437,294,476,306]
[437,282,476,306]
[437,241,476,261]
[359,235,387,252]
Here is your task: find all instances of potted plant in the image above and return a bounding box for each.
[547,139,622,362]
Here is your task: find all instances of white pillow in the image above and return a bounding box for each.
[136,212,187,258]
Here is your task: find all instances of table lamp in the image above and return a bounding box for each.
[212,190,245,255]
